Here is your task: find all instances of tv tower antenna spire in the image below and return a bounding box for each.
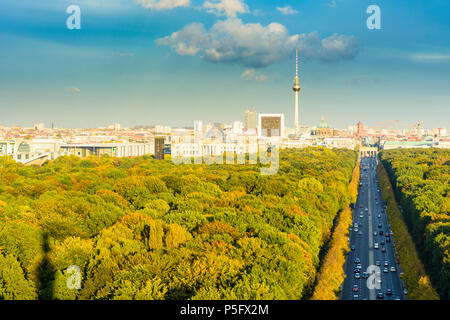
[292,48,301,129]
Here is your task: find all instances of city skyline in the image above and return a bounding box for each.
[1,0,449,129]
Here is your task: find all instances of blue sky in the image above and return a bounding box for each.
[0,0,449,129]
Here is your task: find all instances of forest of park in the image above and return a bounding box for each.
[381,149,450,299]
[0,148,357,300]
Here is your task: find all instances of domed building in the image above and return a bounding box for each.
[314,115,333,137]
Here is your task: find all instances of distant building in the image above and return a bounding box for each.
[34,123,45,131]
[258,113,284,138]
[194,121,203,134]
[314,116,333,137]
[59,142,153,158]
[154,137,165,160]
[244,109,258,130]
[232,121,243,134]
[382,140,436,150]
[213,122,225,131]
[356,121,365,137]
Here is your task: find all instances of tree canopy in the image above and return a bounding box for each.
[0,148,357,300]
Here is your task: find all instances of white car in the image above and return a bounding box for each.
[390,266,396,272]
[374,243,379,249]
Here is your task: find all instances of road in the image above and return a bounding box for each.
[341,156,406,300]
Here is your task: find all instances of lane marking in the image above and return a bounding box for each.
[368,162,375,300]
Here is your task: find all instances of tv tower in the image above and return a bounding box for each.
[292,48,301,129]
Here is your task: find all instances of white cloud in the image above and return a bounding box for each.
[411,53,450,62]
[157,20,358,67]
[241,69,268,82]
[326,0,337,8]
[65,87,81,93]
[276,6,298,15]
[202,0,249,18]
[137,0,190,11]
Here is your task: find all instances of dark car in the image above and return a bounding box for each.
[381,247,386,253]
[355,257,361,264]
[377,293,384,299]
[386,237,391,242]
[353,285,359,292]
[379,230,384,235]
[381,240,385,245]
[362,272,369,279]
[351,245,356,251]
[386,289,393,296]
[378,224,382,228]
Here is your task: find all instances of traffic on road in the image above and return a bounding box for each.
[342,156,407,300]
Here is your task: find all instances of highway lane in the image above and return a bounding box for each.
[341,156,405,300]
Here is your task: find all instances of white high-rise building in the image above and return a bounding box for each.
[194,121,203,133]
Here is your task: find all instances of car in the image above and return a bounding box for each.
[377,293,384,299]
[355,258,361,264]
[385,233,390,237]
[360,215,363,218]
[374,232,378,236]
[403,288,408,295]
[384,261,389,266]
[353,294,359,300]
[354,223,358,228]
[390,266,396,272]
[362,272,369,279]
[386,237,391,242]
[360,205,363,208]
[381,247,386,253]
[375,261,381,266]
[374,243,379,249]
[378,224,382,228]
[365,208,368,211]
[351,245,356,251]
[395,296,401,300]
[381,240,385,245]
[354,227,359,232]
[353,285,359,292]
[386,289,393,296]
[378,214,381,218]
[356,264,362,269]
[379,230,384,235]
[354,273,361,279]
[383,267,389,273]
[375,198,378,200]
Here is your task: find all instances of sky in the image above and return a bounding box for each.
[0,0,449,129]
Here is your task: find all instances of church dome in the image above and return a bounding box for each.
[317,116,329,129]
